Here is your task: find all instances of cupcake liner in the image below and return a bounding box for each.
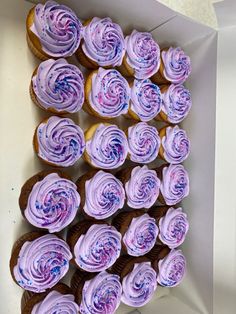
[26,33,49,61]
[116,167,133,185]
[71,270,96,304]
[147,245,170,272]
[118,54,135,77]
[112,209,145,235]
[148,206,170,224]
[76,44,98,69]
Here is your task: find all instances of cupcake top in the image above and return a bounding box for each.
[13,234,72,292]
[125,166,160,209]
[36,116,85,167]
[161,125,190,164]
[32,59,84,113]
[162,84,192,124]
[74,224,121,272]
[24,173,80,233]
[88,68,130,118]
[123,213,159,256]
[79,271,122,314]
[158,207,189,249]
[157,249,186,287]
[130,79,162,121]
[128,122,161,163]
[84,171,125,219]
[86,124,128,169]
[30,1,82,57]
[125,30,160,79]
[121,261,157,307]
[32,290,79,314]
[162,47,191,84]
[82,17,125,67]
[160,164,189,206]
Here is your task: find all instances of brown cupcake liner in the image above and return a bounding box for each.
[147,245,170,267]
[116,166,134,185]
[148,206,170,224]
[112,209,145,235]
[71,270,97,304]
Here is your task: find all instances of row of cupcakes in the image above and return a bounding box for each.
[27,1,191,83]
[34,117,190,167]
[31,59,192,123]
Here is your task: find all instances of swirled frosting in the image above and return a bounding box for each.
[125,30,160,79]
[32,58,84,113]
[125,166,160,209]
[158,207,189,248]
[161,125,190,164]
[157,249,186,287]
[32,291,79,314]
[88,68,130,118]
[86,124,128,169]
[130,79,162,121]
[84,171,125,219]
[162,84,192,124]
[30,1,82,57]
[82,17,125,67]
[24,173,80,233]
[162,47,191,84]
[13,234,72,292]
[74,224,121,272]
[123,214,159,256]
[128,122,160,163]
[80,271,122,314]
[36,116,85,167]
[121,261,157,307]
[160,164,189,206]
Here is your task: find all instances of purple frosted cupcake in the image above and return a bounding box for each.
[127,122,161,164]
[34,116,85,167]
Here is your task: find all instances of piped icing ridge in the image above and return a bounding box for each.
[24,173,80,233]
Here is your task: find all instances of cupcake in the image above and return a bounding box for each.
[71,270,122,313]
[76,170,125,220]
[26,1,83,60]
[149,206,189,249]
[84,68,130,119]
[159,125,190,164]
[19,170,80,233]
[67,221,121,272]
[112,256,157,307]
[128,79,162,122]
[127,122,161,164]
[152,47,191,85]
[118,166,160,209]
[156,84,192,124]
[113,210,159,256]
[157,164,190,206]
[77,17,125,69]
[21,283,78,314]
[119,30,160,79]
[10,232,72,292]
[84,123,128,169]
[30,58,84,114]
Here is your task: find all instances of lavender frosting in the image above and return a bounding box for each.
[161,84,192,124]
[123,214,159,256]
[74,224,121,272]
[125,166,160,209]
[80,271,122,314]
[24,173,80,233]
[121,262,157,307]
[32,59,84,113]
[13,234,72,292]
[161,125,190,164]
[162,47,191,84]
[30,1,82,57]
[159,207,189,249]
[84,171,125,219]
[160,164,189,206]
[128,122,161,164]
[157,249,186,287]
[125,30,160,79]
[86,124,128,169]
[36,116,85,167]
[88,68,130,118]
[32,290,79,314]
[82,17,125,67]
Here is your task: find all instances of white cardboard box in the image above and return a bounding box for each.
[0,0,235,313]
